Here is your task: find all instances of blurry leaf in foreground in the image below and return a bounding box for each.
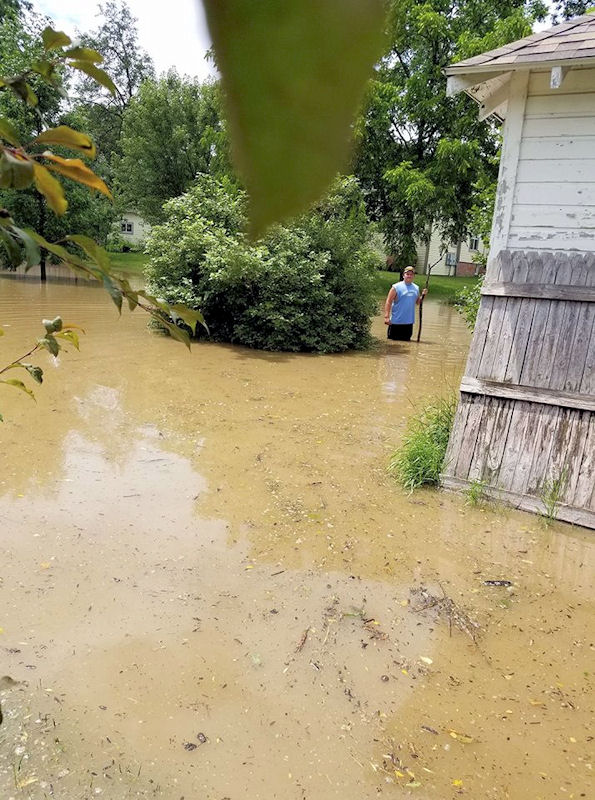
[203,0,386,238]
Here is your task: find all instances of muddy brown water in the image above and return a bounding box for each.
[0,278,593,800]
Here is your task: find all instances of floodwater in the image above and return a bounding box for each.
[0,278,592,800]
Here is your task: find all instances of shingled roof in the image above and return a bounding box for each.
[445,13,595,75]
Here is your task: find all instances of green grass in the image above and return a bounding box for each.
[108,251,149,274]
[373,270,480,304]
[388,395,457,491]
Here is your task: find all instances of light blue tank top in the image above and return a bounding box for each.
[390,281,419,325]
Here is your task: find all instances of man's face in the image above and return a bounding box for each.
[404,270,414,283]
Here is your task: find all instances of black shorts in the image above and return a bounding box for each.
[387,323,413,341]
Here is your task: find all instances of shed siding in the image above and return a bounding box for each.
[509,67,595,253]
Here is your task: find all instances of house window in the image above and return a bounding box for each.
[445,252,457,267]
[469,234,480,251]
[121,221,134,234]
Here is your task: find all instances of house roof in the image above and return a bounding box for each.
[445,13,595,75]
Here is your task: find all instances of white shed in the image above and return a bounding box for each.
[442,14,595,528]
[118,211,151,247]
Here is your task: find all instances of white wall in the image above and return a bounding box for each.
[497,67,595,255]
[119,212,151,246]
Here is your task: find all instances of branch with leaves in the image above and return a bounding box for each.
[1,24,205,417]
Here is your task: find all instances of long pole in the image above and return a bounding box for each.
[416,257,440,343]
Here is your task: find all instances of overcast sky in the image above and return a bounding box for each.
[34,0,216,81]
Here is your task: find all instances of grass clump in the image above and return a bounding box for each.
[539,467,568,524]
[464,478,488,507]
[388,395,457,491]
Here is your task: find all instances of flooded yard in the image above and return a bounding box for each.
[0,278,593,799]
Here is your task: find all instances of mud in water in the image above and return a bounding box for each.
[0,278,593,799]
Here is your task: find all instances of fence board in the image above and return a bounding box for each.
[465,296,494,377]
[454,395,486,478]
[573,414,595,510]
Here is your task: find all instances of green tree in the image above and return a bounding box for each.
[352,0,547,265]
[74,0,155,181]
[115,73,231,222]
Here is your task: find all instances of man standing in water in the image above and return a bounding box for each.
[384,266,428,341]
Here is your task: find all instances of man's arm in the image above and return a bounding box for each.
[384,286,397,324]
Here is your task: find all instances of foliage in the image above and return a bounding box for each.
[74,1,155,182]
[115,73,231,222]
[464,478,488,507]
[146,174,378,352]
[388,395,457,490]
[353,0,547,263]
[0,18,203,414]
[539,467,568,524]
[454,274,484,328]
[203,0,386,237]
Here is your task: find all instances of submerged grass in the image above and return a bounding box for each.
[388,395,457,491]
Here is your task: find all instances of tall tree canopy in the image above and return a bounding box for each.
[353,0,548,264]
[115,73,231,222]
[75,1,154,179]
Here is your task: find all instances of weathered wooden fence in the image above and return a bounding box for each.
[442,249,594,528]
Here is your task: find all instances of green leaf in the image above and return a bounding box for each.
[43,317,63,334]
[68,61,116,96]
[5,77,38,106]
[42,26,72,51]
[203,0,386,237]
[33,163,68,215]
[0,117,21,145]
[55,330,80,350]
[9,225,40,268]
[32,126,96,159]
[0,378,35,399]
[103,275,123,313]
[0,227,22,267]
[161,317,191,350]
[23,364,43,384]
[38,335,60,356]
[26,230,91,272]
[64,46,103,63]
[168,303,207,335]
[0,151,34,189]
[65,234,111,269]
[31,59,58,83]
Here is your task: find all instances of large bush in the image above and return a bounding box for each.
[145,175,379,352]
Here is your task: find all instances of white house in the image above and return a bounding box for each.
[441,13,595,528]
[415,229,486,276]
[118,211,151,247]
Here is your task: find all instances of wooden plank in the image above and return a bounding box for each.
[563,411,591,505]
[520,136,595,161]
[467,396,501,482]
[511,204,595,229]
[520,258,558,386]
[573,413,595,511]
[506,297,538,383]
[525,92,595,116]
[507,228,595,251]
[481,282,595,301]
[526,405,561,497]
[459,377,595,412]
[579,316,595,396]
[565,305,595,391]
[547,408,583,506]
[533,296,571,388]
[496,249,514,282]
[464,296,494,378]
[517,158,595,183]
[515,182,595,206]
[484,399,515,483]
[497,401,534,491]
[523,116,595,137]
[442,476,595,529]
[443,394,472,478]
[492,297,523,382]
[454,394,486,479]
[510,249,530,283]
[550,298,586,389]
[478,297,508,379]
[509,403,543,495]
